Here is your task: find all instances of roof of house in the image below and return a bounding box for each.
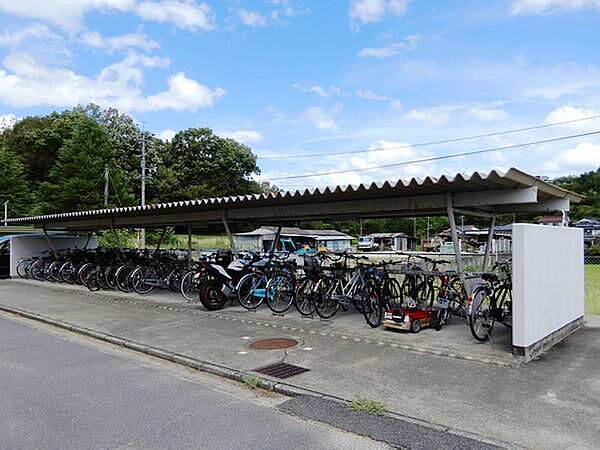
[538,215,563,222]
[235,226,354,240]
[364,232,409,239]
[573,217,600,226]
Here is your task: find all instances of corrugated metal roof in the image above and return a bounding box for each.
[6,168,582,230]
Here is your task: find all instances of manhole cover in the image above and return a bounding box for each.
[249,338,299,350]
[255,362,310,379]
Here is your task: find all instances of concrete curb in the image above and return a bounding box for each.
[0,302,517,449]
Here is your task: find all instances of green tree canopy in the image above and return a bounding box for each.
[0,144,31,217]
[554,168,600,220]
[148,127,261,202]
[41,116,132,213]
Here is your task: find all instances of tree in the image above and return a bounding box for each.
[148,128,261,202]
[41,117,132,213]
[554,169,600,220]
[0,144,31,217]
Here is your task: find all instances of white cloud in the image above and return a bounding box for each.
[546,105,598,123]
[134,1,215,31]
[0,0,215,32]
[293,82,329,98]
[349,0,410,26]
[402,107,450,127]
[0,24,62,47]
[0,113,17,131]
[79,29,160,52]
[358,34,420,58]
[304,104,342,130]
[158,128,176,141]
[238,9,268,27]
[221,130,264,144]
[511,0,600,15]
[468,107,509,122]
[0,52,225,112]
[356,89,389,101]
[544,142,600,172]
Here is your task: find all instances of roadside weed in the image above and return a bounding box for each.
[241,374,261,390]
[349,398,388,416]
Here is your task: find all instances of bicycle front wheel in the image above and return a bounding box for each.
[131,266,157,295]
[315,276,340,319]
[361,281,383,328]
[266,273,295,313]
[295,277,318,316]
[237,273,266,310]
[469,286,495,342]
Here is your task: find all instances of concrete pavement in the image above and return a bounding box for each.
[1,279,599,448]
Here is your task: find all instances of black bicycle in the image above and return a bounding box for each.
[469,262,512,342]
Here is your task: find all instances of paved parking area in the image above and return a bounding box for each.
[1,279,599,448]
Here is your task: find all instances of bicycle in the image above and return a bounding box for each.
[469,261,512,342]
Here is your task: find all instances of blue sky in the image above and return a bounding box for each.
[0,0,600,190]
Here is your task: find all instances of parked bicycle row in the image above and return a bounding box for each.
[15,248,511,339]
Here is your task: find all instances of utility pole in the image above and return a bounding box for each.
[140,128,146,249]
[3,201,8,227]
[104,164,109,207]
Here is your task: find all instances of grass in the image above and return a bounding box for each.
[585,265,600,315]
[241,374,261,390]
[173,234,230,250]
[348,398,388,416]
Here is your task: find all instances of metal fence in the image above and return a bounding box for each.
[585,256,600,314]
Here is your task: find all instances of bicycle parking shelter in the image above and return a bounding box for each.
[6,168,585,360]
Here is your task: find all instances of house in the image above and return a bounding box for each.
[538,215,564,226]
[357,232,415,251]
[234,226,354,252]
[572,217,600,243]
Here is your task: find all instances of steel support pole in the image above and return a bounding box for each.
[446,194,466,285]
[187,224,193,270]
[155,228,166,253]
[42,226,57,257]
[270,225,283,252]
[83,232,92,250]
[222,213,238,257]
[482,215,496,273]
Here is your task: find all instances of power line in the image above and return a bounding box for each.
[262,130,600,182]
[258,114,600,160]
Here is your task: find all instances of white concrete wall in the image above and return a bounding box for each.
[512,224,584,348]
[9,235,97,277]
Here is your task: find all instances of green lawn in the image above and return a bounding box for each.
[172,234,230,250]
[585,265,600,315]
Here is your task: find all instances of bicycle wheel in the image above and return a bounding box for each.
[266,273,295,314]
[382,277,402,309]
[49,261,63,282]
[295,277,318,316]
[131,266,157,295]
[86,269,101,292]
[180,270,196,301]
[105,265,120,290]
[60,262,76,284]
[200,280,227,310]
[361,281,383,328]
[31,260,46,281]
[78,263,95,286]
[469,286,495,342]
[237,273,267,310]
[16,259,30,278]
[116,265,135,292]
[315,276,340,319]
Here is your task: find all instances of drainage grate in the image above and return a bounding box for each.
[249,338,299,350]
[255,362,310,379]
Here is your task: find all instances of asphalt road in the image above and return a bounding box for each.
[0,315,386,450]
